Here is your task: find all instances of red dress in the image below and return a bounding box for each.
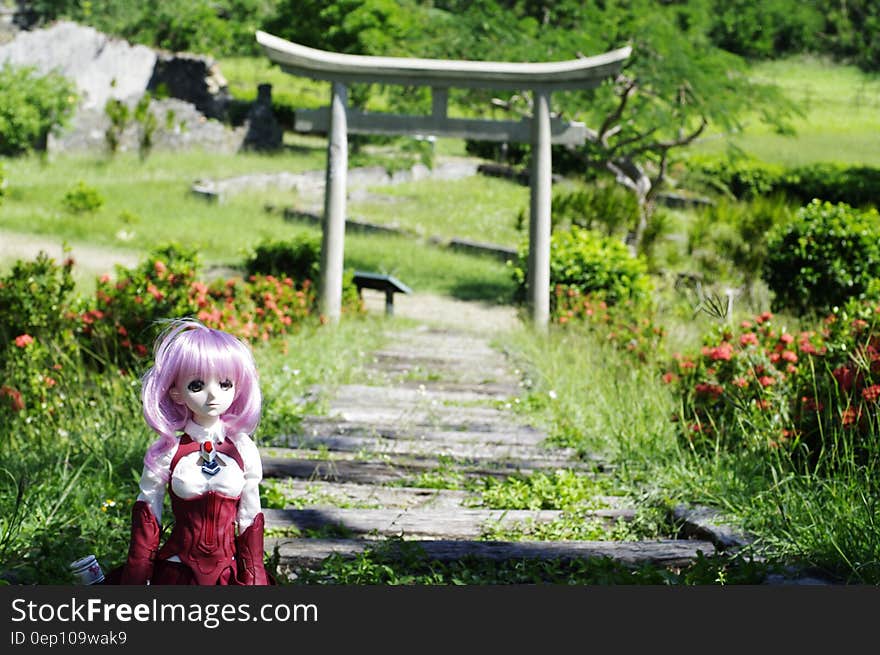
[118,433,271,585]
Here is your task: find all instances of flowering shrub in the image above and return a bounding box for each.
[77,243,202,370]
[552,285,665,363]
[0,250,76,348]
[0,333,70,420]
[665,300,880,463]
[0,252,78,424]
[78,243,364,371]
[802,298,880,453]
[195,274,319,343]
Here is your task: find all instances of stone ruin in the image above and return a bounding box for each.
[0,20,282,155]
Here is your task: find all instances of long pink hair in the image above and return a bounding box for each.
[141,318,262,479]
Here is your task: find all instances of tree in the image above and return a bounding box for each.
[479,1,799,253]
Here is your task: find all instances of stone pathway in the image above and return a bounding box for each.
[260,299,725,581]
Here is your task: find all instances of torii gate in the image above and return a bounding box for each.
[256,30,631,328]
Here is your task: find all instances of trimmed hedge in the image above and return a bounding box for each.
[683,156,880,208]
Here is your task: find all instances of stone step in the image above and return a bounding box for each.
[266,537,718,569]
[319,405,537,434]
[297,416,549,447]
[309,382,516,405]
[264,479,476,510]
[260,449,592,485]
[360,377,522,398]
[264,507,636,539]
[273,430,577,463]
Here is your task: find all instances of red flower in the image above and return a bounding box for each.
[146,284,164,301]
[841,407,860,427]
[662,372,678,384]
[732,377,748,388]
[740,332,759,347]
[779,333,794,345]
[832,366,856,393]
[759,376,775,387]
[862,385,880,402]
[695,382,724,398]
[0,386,24,411]
[754,399,771,410]
[701,342,734,361]
[801,396,824,412]
[14,334,34,348]
[781,350,798,363]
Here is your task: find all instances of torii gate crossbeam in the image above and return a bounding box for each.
[256,30,631,329]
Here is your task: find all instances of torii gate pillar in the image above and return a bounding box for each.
[528,89,552,331]
[320,81,348,323]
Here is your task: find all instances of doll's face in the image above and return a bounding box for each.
[170,374,236,425]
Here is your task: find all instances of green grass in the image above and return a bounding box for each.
[0,149,517,304]
[347,175,529,248]
[693,55,880,166]
[219,56,330,110]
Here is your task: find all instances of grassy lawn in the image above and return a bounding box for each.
[0,149,518,303]
[692,55,880,166]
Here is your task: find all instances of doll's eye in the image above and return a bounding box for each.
[219,379,233,390]
[186,380,204,393]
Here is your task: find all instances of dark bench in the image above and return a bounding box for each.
[352,271,413,316]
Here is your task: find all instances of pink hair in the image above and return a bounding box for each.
[141,318,261,479]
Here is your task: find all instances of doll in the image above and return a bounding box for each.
[118,318,271,585]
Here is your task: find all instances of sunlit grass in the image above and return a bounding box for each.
[693,55,880,166]
[348,175,529,248]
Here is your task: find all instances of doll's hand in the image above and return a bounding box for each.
[119,500,160,585]
[235,513,271,585]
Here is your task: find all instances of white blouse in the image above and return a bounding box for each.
[136,419,263,535]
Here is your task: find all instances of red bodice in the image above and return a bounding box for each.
[155,434,245,585]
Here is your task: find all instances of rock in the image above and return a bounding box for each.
[48,97,246,155]
[147,51,232,121]
[241,83,283,151]
[0,20,156,110]
[0,20,246,154]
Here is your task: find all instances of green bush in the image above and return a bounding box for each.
[0,252,78,423]
[778,163,880,209]
[762,199,880,317]
[0,251,76,350]
[245,235,322,282]
[0,64,78,156]
[688,195,794,287]
[682,156,785,200]
[552,184,640,237]
[683,156,880,209]
[62,181,105,214]
[511,226,653,308]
